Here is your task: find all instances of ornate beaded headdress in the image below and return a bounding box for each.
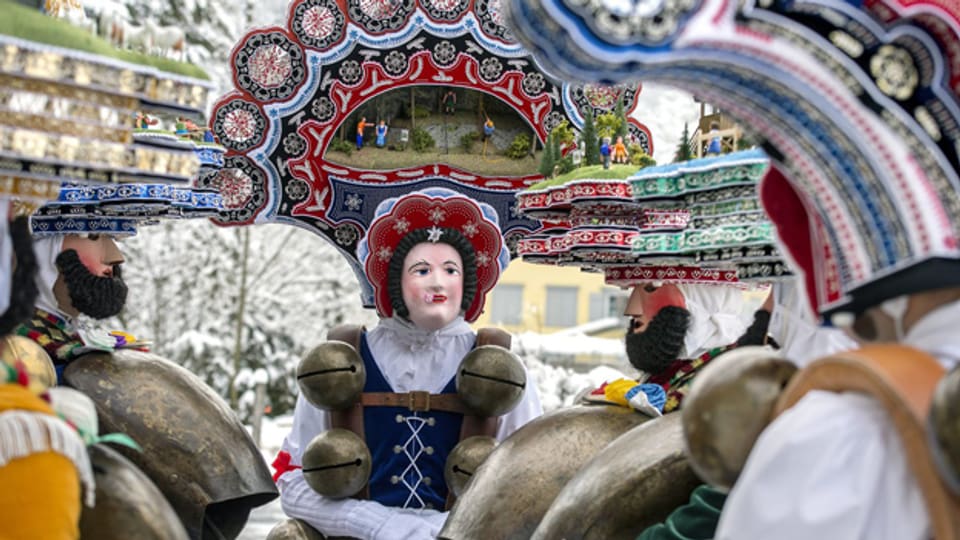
[0,17,223,235]
[517,150,789,287]
[504,0,960,317]
[209,0,664,308]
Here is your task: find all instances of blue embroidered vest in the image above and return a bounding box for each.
[359,333,464,510]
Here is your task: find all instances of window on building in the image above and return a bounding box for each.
[545,286,578,327]
[491,284,523,325]
[605,289,629,318]
[589,292,603,321]
[589,288,630,321]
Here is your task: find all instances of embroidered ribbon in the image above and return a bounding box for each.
[647,344,736,413]
[15,309,84,363]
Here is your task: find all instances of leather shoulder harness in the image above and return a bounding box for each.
[775,345,960,539]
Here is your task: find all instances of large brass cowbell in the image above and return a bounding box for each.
[296,341,366,411]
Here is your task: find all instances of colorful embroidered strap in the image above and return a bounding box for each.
[1,360,28,388]
[15,309,84,364]
[648,345,736,413]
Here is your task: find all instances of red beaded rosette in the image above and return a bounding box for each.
[358,188,508,322]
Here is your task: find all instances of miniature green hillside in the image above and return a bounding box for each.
[1,0,209,80]
[526,164,638,190]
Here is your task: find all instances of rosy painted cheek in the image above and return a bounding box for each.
[77,254,107,275]
[641,285,686,318]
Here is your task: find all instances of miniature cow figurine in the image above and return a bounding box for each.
[112,18,153,52]
[146,20,187,61]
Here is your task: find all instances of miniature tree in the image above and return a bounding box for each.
[552,120,576,147]
[506,133,532,159]
[596,112,621,140]
[582,112,599,166]
[631,150,657,168]
[674,122,693,162]
[555,135,575,175]
[539,131,557,177]
[551,130,565,175]
[614,97,629,142]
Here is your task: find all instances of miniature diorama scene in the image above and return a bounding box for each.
[325,87,540,175]
[1,0,959,539]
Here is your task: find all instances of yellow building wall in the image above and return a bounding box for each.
[472,259,627,336]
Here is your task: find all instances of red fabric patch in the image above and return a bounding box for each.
[271,450,301,482]
[759,165,820,315]
[624,283,687,319]
[642,284,687,317]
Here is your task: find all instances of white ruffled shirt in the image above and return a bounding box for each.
[277,317,543,540]
[768,280,857,367]
[716,298,960,540]
[676,283,750,359]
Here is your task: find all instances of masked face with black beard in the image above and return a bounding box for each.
[0,216,40,335]
[55,249,127,319]
[625,306,692,375]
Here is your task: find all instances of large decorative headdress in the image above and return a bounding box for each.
[30,183,224,238]
[0,22,223,237]
[760,166,960,319]
[502,0,960,318]
[0,29,214,207]
[516,149,787,287]
[206,0,659,304]
[358,188,509,322]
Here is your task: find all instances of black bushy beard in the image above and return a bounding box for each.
[55,249,127,319]
[0,217,39,335]
[625,306,691,375]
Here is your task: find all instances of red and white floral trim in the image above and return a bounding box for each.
[604,265,742,288]
[516,179,633,214]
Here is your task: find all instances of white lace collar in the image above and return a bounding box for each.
[376,316,474,353]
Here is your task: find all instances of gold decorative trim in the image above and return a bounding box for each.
[131,146,199,178]
[0,176,61,203]
[0,40,210,111]
[0,110,130,144]
[0,90,131,130]
[0,126,129,168]
[0,73,139,110]
[0,130,199,181]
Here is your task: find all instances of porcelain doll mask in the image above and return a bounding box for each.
[401,242,464,331]
[359,187,509,323]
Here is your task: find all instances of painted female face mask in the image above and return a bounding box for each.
[400,242,464,331]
